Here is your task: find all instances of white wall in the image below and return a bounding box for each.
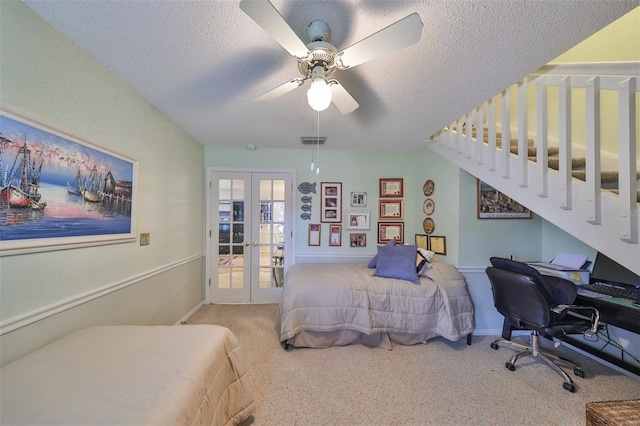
[0,1,205,365]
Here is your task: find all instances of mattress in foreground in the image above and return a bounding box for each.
[1,325,255,426]
[279,258,475,348]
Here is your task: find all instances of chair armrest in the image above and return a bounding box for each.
[551,304,600,336]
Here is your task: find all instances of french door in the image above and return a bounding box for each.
[206,169,293,303]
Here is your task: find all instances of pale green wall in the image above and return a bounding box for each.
[205,146,591,268]
[206,147,459,260]
[0,1,205,364]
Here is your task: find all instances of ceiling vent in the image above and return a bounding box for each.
[301,136,326,145]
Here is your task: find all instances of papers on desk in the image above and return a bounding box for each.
[551,252,590,270]
[528,252,590,284]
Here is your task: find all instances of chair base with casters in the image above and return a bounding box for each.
[485,257,600,393]
[490,326,584,393]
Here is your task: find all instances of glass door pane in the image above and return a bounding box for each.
[257,179,286,289]
[211,173,251,303]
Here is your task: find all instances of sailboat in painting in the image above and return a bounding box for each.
[66,169,84,196]
[0,141,46,210]
[82,165,102,202]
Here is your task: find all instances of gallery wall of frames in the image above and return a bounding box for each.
[297,178,445,253]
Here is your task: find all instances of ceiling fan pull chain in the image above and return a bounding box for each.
[316,110,321,175]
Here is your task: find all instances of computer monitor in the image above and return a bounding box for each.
[590,252,640,288]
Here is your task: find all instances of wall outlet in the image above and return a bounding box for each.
[140,233,150,246]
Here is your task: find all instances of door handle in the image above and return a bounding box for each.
[245,242,250,246]
[253,241,258,246]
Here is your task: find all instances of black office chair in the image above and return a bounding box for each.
[486,257,600,392]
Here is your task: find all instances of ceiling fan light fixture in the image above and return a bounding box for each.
[307,77,332,112]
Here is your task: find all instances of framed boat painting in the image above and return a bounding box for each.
[0,107,138,256]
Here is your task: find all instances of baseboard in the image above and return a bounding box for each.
[1,253,204,335]
[295,254,373,263]
[176,301,204,325]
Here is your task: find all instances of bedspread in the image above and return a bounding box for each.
[0,325,255,426]
[279,258,475,347]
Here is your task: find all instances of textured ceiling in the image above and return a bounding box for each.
[23,0,638,152]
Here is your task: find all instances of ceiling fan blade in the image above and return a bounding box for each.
[239,0,310,59]
[255,78,304,104]
[329,81,359,115]
[336,13,423,69]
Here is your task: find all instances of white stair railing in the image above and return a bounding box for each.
[428,62,639,275]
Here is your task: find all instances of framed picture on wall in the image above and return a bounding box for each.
[350,233,366,247]
[321,182,342,223]
[378,222,404,244]
[477,179,532,219]
[415,234,428,250]
[350,192,367,207]
[329,224,342,246]
[379,200,403,219]
[308,224,321,246]
[346,210,370,230]
[379,178,403,198]
[428,235,447,255]
[0,107,138,256]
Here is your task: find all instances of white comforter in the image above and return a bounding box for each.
[279,258,475,345]
[1,325,255,426]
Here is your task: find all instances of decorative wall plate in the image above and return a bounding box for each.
[423,198,435,215]
[423,179,434,196]
[423,217,435,234]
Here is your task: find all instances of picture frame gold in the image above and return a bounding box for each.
[423,198,435,215]
[428,235,447,255]
[415,234,428,250]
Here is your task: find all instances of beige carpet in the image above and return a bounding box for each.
[187,303,640,426]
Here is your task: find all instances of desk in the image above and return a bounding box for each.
[558,294,640,376]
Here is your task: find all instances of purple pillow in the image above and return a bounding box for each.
[374,244,420,284]
[367,238,396,268]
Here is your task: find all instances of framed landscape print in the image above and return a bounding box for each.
[477,179,531,219]
[0,107,138,256]
[378,222,404,244]
[321,182,342,223]
[379,178,403,198]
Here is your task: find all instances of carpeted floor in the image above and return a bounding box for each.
[187,303,640,426]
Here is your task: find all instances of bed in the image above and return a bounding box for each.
[279,252,475,349]
[0,325,255,426]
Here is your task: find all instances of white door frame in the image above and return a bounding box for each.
[205,167,296,304]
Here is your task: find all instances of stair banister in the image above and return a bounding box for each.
[427,61,640,275]
[585,76,601,224]
[618,76,637,243]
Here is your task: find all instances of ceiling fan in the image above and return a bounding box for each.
[239,0,424,114]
